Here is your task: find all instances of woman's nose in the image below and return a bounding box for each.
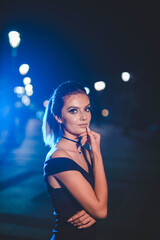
[80,112,87,120]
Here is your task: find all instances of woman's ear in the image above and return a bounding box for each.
[54,115,62,124]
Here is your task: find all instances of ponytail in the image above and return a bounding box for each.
[42,98,59,147]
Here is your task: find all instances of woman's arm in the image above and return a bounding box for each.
[48,169,106,219]
[48,128,108,219]
[88,127,108,218]
[81,127,108,218]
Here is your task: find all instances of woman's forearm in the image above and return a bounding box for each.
[92,151,108,218]
[80,127,108,219]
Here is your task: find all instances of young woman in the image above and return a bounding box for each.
[42,81,108,240]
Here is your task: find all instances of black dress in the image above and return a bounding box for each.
[43,152,97,240]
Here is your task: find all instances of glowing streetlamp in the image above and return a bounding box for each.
[22,95,30,106]
[19,64,30,75]
[102,109,109,117]
[23,77,31,85]
[8,31,21,48]
[43,100,49,108]
[94,81,106,91]
[121,72,131,82]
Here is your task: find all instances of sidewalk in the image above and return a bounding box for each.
[0,119,53,240]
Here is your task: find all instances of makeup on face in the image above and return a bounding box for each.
[60,94,91,136]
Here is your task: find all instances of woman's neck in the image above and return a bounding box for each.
[63,132,79,142]
[58,134,82,154]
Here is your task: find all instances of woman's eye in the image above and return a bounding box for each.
[85,107,91,112]
[69,109,77,114]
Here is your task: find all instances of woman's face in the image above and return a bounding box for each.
[58,93,91,137]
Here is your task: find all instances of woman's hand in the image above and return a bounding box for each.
[67,210,96,229]
[80,127,101,155]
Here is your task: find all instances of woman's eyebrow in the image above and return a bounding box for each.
[67,103,90,110]
[85,103,91,108]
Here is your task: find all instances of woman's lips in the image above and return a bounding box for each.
[79,124,88,128]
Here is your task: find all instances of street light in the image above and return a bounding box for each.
[43,100,49,108]
[25,83,33,92]
[25,84,33,96]
[23,77,31,85]
[22,95,30,106]
[102,109,109,117]
[8,31,21,48]
[14,86,25,94]
[121,72,130,82]
[94,81,106,91]
[19,64,30,75]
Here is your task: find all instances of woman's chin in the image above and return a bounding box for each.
[73,130,86,136]
[78,128,87,133]
[64,127,87,136]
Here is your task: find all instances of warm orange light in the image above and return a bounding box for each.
[102,109,109,117]
[43,100,49,108]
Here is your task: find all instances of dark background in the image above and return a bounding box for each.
[0,0,160,127]
[0,1,160,240]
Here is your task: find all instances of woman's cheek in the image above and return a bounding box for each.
[64,116,78,128]
[67,115,78,123]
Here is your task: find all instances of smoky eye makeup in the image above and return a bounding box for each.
[68,108,78,114]
[85,104,92,111]
[85,106,91,112]
[67,104,91,114]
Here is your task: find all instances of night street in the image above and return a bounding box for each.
[0,1,160,239]
[0,119,159,240]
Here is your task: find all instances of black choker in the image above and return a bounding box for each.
[62,136,82,154]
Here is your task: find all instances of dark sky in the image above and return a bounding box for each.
[0,0,160,124]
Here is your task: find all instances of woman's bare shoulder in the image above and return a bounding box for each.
[49,148,72,160]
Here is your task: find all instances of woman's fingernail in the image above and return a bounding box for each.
[67,218,72,222]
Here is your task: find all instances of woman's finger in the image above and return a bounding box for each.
[70,211,90,224]
[73,216,91,226]
[86,127,96,140]
[67,210,86,222]
[72,213,90,224]
[81,136,87,146]
[87,127,100,139]
[77,219,96,229]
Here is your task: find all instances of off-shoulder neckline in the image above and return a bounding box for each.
[46,157,92,175]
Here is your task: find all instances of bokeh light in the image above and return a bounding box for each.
[102,109,109,117]
[43,100,49,108]
[15,101,23,108]
[26,89,33,96]
[25,84,33,92]
[23,77,31,85]
[14,86,25,94]
[19,64,30,75]
[22,95,30,106]
[36,111,44,119]
[94,81,106,91]
[8,31,21,48]
[121,72,130,82]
